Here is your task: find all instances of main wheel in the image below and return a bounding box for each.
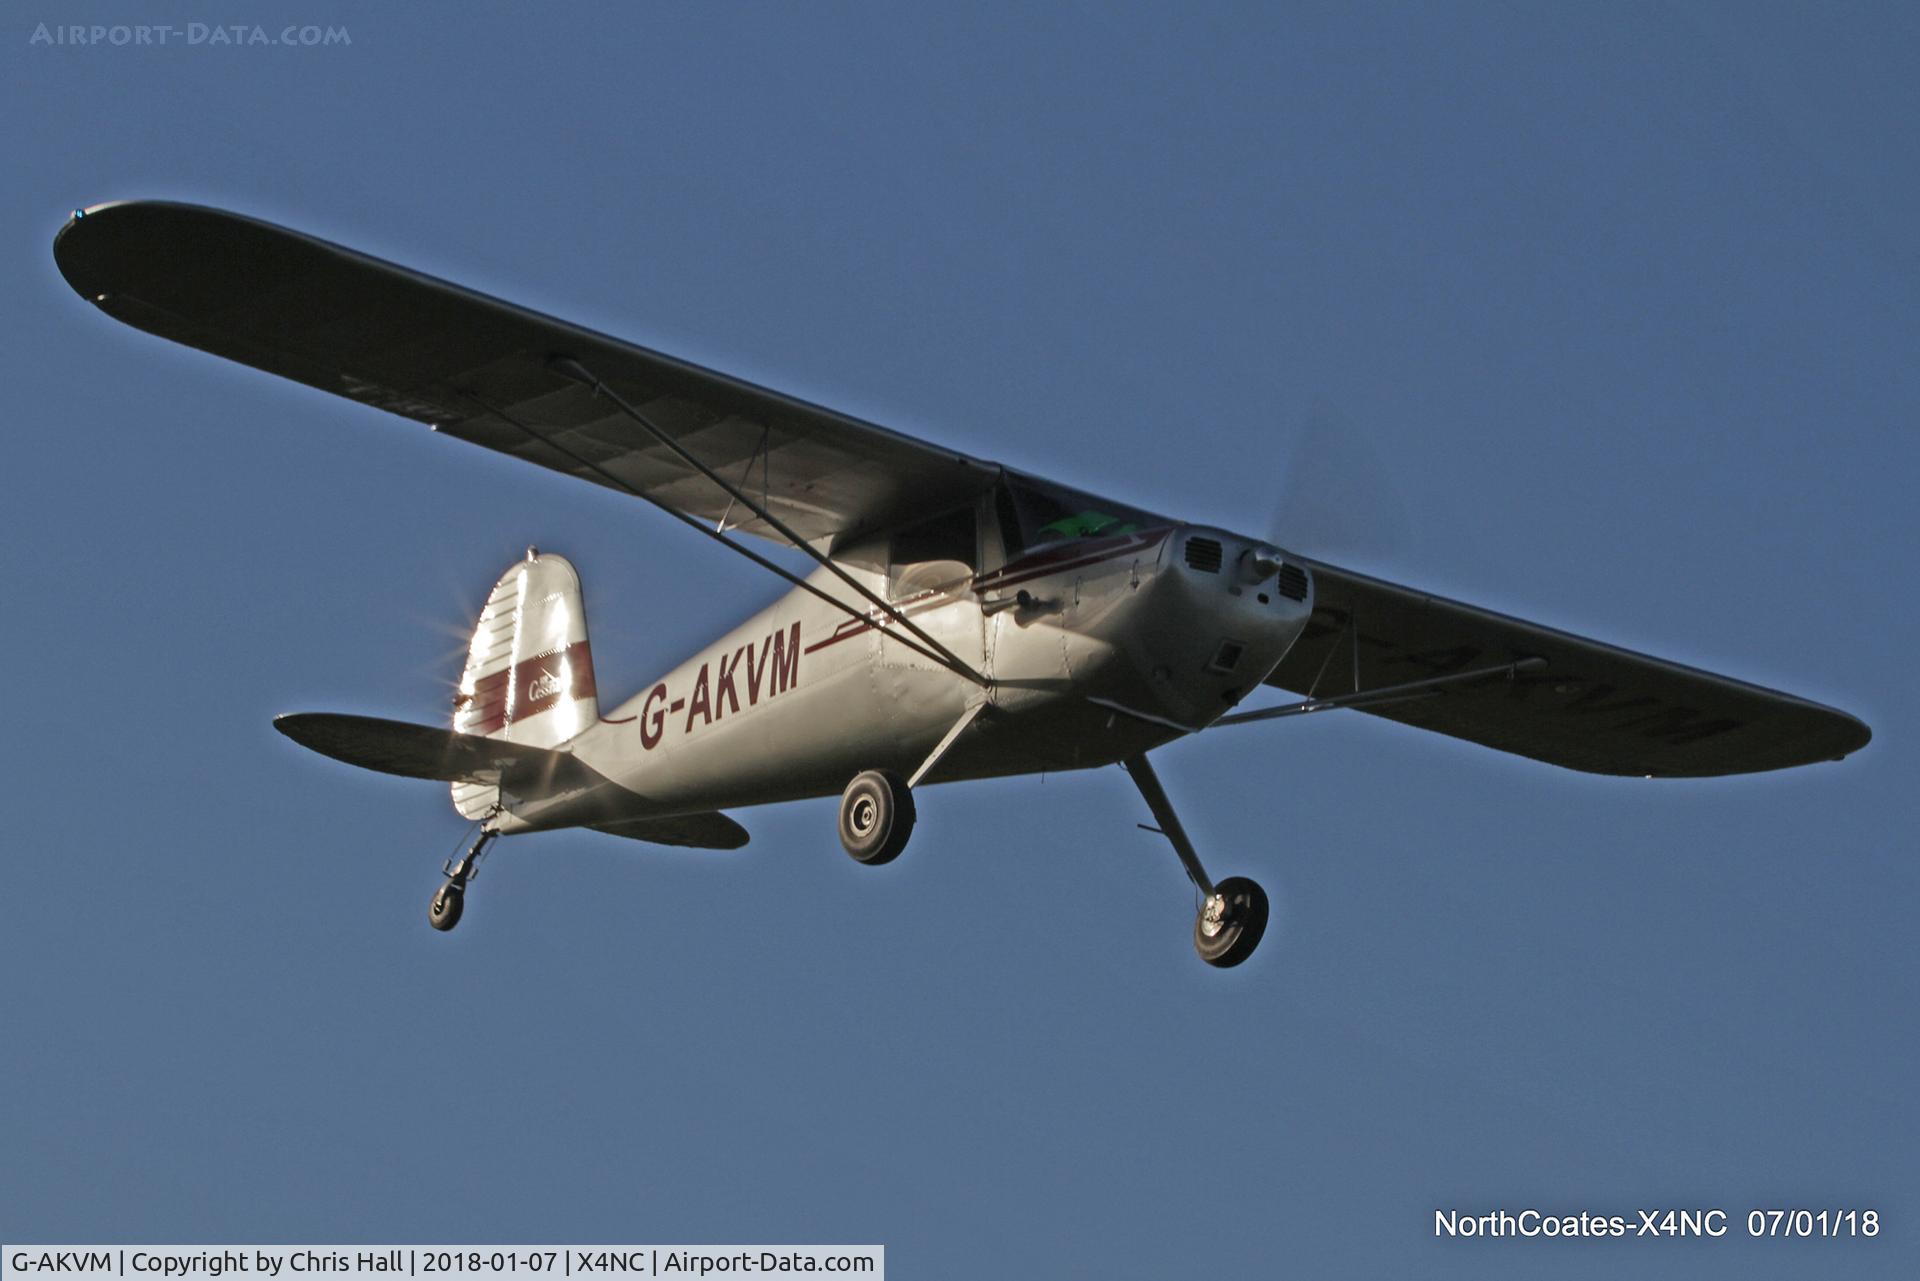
[1194,875,1268,967]
[838,769,916,865]
[428,882,465,932]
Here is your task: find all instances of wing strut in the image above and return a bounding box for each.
[457,389,986,684]
[907,699,989,788]
[1213,657,1547,727]
[547,357,991,688]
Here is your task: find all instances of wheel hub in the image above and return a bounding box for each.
[851,796,878,836]
[1199,893,1230,938]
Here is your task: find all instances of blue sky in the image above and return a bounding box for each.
[3,4,1915,1277]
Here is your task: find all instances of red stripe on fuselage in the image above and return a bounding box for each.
[800,590,962,655]
[803,617,876,655]
[972,527,1171,594]
[452,639,596,735]
[799,528,1172,658]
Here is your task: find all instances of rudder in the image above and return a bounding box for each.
[452,548,598,819]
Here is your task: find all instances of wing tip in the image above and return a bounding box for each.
[1825,706,1873,762]
[1651,703,1871,778]
[53,198,245,302]
[54,199,154,300]
[271,709,314,738]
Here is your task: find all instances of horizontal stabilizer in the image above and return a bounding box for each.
[273,712,605,793]
[589,814,751,850]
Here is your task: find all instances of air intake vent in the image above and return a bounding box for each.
[1277,563,1309,601]
[1184,537,1223,573]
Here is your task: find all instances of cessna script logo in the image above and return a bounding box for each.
[639,622,801,750]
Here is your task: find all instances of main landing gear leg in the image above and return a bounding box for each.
[1123,754,1269,968]
[428,829,496,932]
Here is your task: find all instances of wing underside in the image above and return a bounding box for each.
[61,201,1868,781]
[52,200,1000,548]
[1261,560,1869,777]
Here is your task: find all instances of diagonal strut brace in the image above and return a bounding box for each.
[908,699,989,788]
[547,356,989,688]
[454,386,986,685]
[1212,657,1547,727]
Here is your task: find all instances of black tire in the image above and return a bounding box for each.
[838,769,916,865]
[1194,875,1268,967]
[428,882,465,932]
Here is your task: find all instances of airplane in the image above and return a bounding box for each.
[52,200,1873,967]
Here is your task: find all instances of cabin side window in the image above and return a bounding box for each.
[887,505,977,598]
[994,485,1025,563]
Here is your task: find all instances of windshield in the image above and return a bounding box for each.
[998,480,1162,558]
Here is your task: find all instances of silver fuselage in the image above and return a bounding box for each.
[500,524,1312,832]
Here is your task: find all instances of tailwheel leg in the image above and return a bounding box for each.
[429,829,496,932]
[1124,754,1269,968]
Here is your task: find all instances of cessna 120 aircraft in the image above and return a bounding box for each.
[54,201,1872,967]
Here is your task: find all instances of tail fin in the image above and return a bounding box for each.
[452,549,597,819]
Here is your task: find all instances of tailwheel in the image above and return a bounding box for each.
[839,769,915,865]
[1194,876,1268,968]
[428,882,465,932]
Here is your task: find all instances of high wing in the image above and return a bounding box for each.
[60,201,1868,780]
[1261,559,1869,777]
[52,200,1000,549]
